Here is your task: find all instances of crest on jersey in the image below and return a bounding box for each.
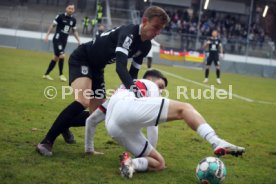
[122,36,133,50]
[70,21,73,26]
[81,66,89,75]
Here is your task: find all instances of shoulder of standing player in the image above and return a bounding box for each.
[118,24,139,37]
[53,13,63,25]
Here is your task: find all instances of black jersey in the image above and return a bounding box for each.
[53,13,77,42]
[70,24,151,89]
[207,37,221,57]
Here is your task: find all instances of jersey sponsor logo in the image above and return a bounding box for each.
[81,66,89,75]
[122,36,133,50]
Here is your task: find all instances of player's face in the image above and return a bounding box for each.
[212,31,218,37]
[154,78,166,94]
[66,5,75,15]
[141,17,165,41]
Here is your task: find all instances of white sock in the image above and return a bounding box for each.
[197,123,221,145]
[132,157,148,172]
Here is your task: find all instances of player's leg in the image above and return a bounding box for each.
[58,42,67,82]
[43,55,58,80]
[37,59,93,156]
[147,126,158,148]
[105,98,167,177]
[166,100,245,156]
[43,41,60,80]
[147,57,152,68]
[214,59,221,84]
[85,99,107,153]
[116,131,165,178]
[203,57,211,83]
[58,54,67,82]
[144,148,165,171]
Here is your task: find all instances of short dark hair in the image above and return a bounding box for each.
[143,69,168,87]
[66,1,75,6]
[143,6,170,25]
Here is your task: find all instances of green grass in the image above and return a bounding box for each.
[0,47,276,184]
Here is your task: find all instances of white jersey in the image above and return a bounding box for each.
[85,79,161,153]
[105,79,169,157]
[101,79,160,110]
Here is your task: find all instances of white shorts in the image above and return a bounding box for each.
[105,97,169,157]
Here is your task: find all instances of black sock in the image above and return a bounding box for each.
[216,68,220,78]
[147,58,152,68]
[59,58,64,75]
[205,68,209,78]
[45,60,56,75]
[69,111,90,127]
[41,101,85,144]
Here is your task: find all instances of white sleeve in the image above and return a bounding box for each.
[85,108,106,153]
[147,126,158,148]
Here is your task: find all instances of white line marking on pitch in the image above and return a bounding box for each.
[157,68,276,105]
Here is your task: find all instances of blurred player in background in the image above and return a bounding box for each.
[43,3,80,82]
[203,30,224,84]
[146,39,160,68]
[36,6,170,156]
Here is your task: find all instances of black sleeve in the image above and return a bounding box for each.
[128,65,139,79]
[116,52,143,98]
[129,57,143,79]
[54,14,61,25]
[129,41,151,79]
[115,52,134,89]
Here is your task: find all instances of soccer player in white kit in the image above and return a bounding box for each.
[87,69,245,178]
[85,70,166,154]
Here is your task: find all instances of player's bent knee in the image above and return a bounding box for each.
[59,55,65,59]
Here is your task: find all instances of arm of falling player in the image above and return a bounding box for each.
[84,100,109,154]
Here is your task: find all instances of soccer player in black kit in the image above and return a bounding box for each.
[43,3,80,82]
[203,30,224,84]
[36,6,170,156]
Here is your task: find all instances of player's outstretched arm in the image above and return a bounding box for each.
[85,107,106,154]
[73,29,81,45]
[147,126,158,148]
[44,24,56,43]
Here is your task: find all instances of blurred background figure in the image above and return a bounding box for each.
[146,39,161,68]
[43,3,80,82]
[82,16,90,35]
[203,30,223,84]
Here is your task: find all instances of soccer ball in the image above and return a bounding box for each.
[196,157,227,184]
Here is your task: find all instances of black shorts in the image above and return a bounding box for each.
[206,56,219,66]
[68,56,106,99]
[53,40,67,57]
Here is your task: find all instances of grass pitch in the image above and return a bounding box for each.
[0,47,276,184]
